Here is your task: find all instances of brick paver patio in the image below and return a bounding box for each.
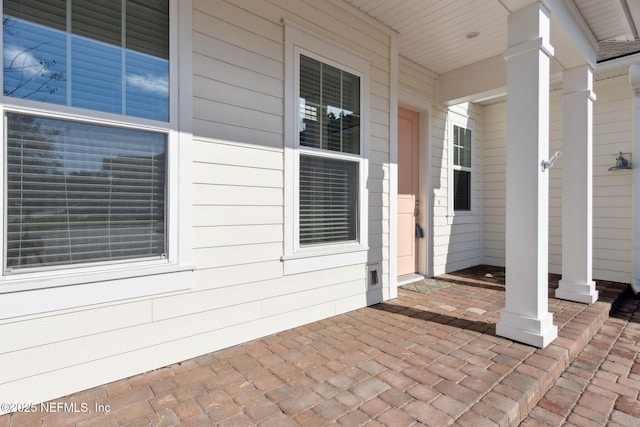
[1,267,637,426]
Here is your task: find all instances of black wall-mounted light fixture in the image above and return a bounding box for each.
[608,152,632,171]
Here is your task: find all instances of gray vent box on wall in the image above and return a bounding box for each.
[366,263,381,288]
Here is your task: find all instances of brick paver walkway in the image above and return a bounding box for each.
[1,268,636,427]
[523,295,640,426]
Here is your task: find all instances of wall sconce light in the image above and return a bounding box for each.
[608,152,632,171]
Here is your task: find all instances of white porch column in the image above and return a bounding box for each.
[631,64,640,294]
[496,2,558,348]
[555,66,598,303]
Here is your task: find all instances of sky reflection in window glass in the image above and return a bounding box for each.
[3,17,169,122]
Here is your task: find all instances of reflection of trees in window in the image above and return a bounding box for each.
[6,114,64,267]
[6,114,166,270]
[326,110,360,154]
[299,55,360,155]
[2,17,65,100]
[3,0,169,120]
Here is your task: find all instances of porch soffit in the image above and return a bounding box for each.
[341,0,640,103]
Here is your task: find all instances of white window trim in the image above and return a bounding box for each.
[447,111,477,224]
[0,0,193,319]
[282,22,370,275]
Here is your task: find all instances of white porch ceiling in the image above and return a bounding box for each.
[341,0,640,76]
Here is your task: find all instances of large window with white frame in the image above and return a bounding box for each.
[298,54,360,246]
[1,0,173,274]
[283,23,369,274]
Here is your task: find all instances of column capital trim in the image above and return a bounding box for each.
[562,89,596,103]
[504,37,554,61]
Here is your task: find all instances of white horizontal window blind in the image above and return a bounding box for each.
[3,0,66,30]
[453,125,471,168]
[71,0,121,46]
[299,55,360,155]
[299,155,358,245]
[297,54,362,247]
[126,0,169,60]
[5,113,166,271]
[3,0,169,121]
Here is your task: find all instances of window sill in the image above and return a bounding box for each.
[282,245,368,275]
[0,262,194,320]
[447,212,479,225]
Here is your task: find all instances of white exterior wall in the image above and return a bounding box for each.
[398,61,484,277]
[483,101,507,267]
[431,102,483,277]
[0,0,392,409]
[549,89,563,275]
[398,61,483,275]
[438,103,484,275]
[482,73,633,283]
[591,75,633,283]
[397,59,437,277]
[399,60,437,100]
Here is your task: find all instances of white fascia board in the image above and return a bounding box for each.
[596,52,640,75]
[546,0,597,68]
[438,55,506,106]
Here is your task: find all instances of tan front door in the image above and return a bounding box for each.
[397,107,419,276]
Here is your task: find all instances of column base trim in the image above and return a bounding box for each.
[555,279,598,304]
[496,311,558,348]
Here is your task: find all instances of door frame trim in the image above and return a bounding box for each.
[398,86,434,278]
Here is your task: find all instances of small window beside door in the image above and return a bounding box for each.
[452,125,471,211]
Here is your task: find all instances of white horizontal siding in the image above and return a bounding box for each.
[194,139,282,165]
[155,264,364,320]
[0,301,263,385]
[194,120,284,150]
[591,76,632,282]
[192,205,282,228]
[191,261,284,291]
[1,301,151,355]
[194,54,283,99]
[192,163,282,187]
[192,224,282,249]
[195,0,283,50]
[430,104,449,276]
[482,101,506,267]
[194,243,283,269]
[429,102,483,276]
[194,97,282,134]
[548,90,563,274]
[399,59,437,100]
[193,185,283,207]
